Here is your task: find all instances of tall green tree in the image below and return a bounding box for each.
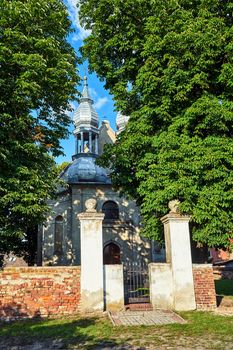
[79,0,233,248]
[0,0,79,260]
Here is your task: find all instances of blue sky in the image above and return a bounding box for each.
[56,0,116,164]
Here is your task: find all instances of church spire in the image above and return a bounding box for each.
[73,75,99,131]
[73,75,99,156]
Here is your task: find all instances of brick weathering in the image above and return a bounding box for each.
[0,267,81,320]
[0,264,217,320]
[193,264,217,309]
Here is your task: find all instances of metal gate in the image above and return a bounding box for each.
[123,262,150,304]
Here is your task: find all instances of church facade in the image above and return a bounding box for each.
[38,77,160,267]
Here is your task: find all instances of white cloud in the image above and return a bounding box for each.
[89,87,98,98]
[71,33,81,42]
[69,102,77,111]
[94,97,109,110]
[65,0,91,41]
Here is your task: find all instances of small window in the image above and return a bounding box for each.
[103,243,121,264]
[54,215,63,255]
[102,201,119,220]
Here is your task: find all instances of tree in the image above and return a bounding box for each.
[56,161,71,174]
[79,0,233,248]
[0,0,79,260]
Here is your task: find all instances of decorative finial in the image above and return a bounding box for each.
[168,199,180,214]
[85,198,97,212]
[81,71,91,99]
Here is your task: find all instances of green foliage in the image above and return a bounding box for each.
[79,0,233,247]
[0,0,79,258]
[56,161,71,174]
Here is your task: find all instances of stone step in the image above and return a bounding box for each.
[125,303,153,311]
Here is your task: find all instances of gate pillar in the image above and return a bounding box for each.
[78,199,105,312]
[161,200,196,311]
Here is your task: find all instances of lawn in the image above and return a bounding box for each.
[215,279,233,298]
[0,311,233,349]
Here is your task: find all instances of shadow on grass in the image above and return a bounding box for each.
[2,310,233,349]
[0,315,146,349]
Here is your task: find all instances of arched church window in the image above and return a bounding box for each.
[102,201,119,220]
[103,243,121,264]
[54,215,63,255]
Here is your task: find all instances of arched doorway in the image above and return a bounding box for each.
[103,242,121,264]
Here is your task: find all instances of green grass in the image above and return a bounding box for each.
[0,311,233,349]
[215,279,233,298]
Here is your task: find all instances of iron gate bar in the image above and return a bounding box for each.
[124,261,150,304]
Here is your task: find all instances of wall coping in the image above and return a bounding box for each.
[192,264,213,269]
[77,212,105,220]
[161,213,190,224]
[1,266,81,272]
[149,262,170,266]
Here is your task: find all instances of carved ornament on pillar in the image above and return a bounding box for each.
[78,198,104,221]
[162,199,190,222]
[85,198,97,212]
[168,199,180,214]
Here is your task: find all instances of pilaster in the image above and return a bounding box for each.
[161,204,196,311]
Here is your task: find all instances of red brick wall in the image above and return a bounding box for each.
[0,267,80,321]
[193,264,216,309]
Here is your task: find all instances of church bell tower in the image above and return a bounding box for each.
[73,76,99,156]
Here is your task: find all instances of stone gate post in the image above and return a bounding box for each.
[161,200,196,311]
[78,198,105,312]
